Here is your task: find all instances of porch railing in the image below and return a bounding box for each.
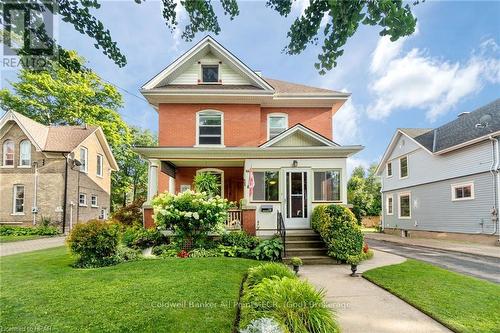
[226,209,242,230]
[277,211,286,258]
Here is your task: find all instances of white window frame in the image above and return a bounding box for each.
[96,154,103,177]
[196,168,224,197]
[250,169,281,203]
[90,194,98,207]
[267,113,288,140]
[312,169,342,203]
[12,185,25,215]
[2,139,14,167]
[200,64,220,84]
[398,192,411,219]
[386,161,393,178]
[19,140,31,167]
[451,182,475,201]
[99,207,108,220]
[386,194,394,215]
[79,193,87,207]
[80,147,88,173]
[399,155,409,179]
[196,110,224,147]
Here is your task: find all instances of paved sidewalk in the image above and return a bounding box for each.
[365,232,500,259]
[300,250,452,333]
[0,236,66,256]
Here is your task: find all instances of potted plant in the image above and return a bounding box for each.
[346,254,363,277]
[290,257,303,275]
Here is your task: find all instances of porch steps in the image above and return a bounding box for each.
[283,231,338,265]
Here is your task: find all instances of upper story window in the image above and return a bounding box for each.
[387,162,393,177]
[19,140,31,166]
[3,140,14,166]
[451,182,474,201]
[314,170,341,202]
[96,154,103,177]
[80,147,88,173]
[197,111,223,146]
[252,171,279,202]
[13,185,25,214]
[399,156,408,178]
[201,65,219,83]
[268,114,288,140]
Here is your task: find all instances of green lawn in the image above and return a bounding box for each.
[0,247,257,333]
[0,235,52,243]
[363,259,500,333]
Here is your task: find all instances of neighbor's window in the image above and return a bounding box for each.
[386,195,393,215]
[387,162,393,177]
[96,154,103,177]
[19,140,31,166]
[91,195,98,207]
[451,183,474,201]
[79,193,87,206]
[13,185,25,214]
[3,140,14,166]
[201,65,219,83]
[252,171,279,201]
[398,193,411,218]
[400,156,408,178]
[268,114,288,140]
[197,111,223,145]
[314,170,341,201]
[80,147,88,173]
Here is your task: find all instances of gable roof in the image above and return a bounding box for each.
[0,110,119,170]
[376,99,500,175]
[260,124,340,148]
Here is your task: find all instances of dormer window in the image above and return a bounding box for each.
[201,65,219,83]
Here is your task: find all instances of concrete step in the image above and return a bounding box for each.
[283,256,340,265]
[285,240,325,249]
[286,229,318,235]
[285,234,322,242]
[286,247,328,257]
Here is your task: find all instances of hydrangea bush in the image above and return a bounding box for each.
[152,190,229,246]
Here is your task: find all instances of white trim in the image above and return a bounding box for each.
[386,194,394,215]
[0,111,45,152]
[451,182,475,201]
[386,161,393,178]
[79,193,87,207]
[79,147,88,173]
[196,110,224,146]
[398,192,411,219]
[96,153,103,177]
[19,139,31,167]
[2,139,14,167]
[196,168,225,197]
[90,194,98,207]
[250,169,280,202]
[261,124,339,148]
[399,155,409,179]
[312,169,342,202]
[267,113,288,141]
[12,184,25,214]
[200,63,220,84]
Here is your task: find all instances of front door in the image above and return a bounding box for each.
[283,170,310,228]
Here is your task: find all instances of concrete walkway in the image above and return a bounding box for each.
[300,250,452,333]
[0,236,66,256]
[365,232,500,259]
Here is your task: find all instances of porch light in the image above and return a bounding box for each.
[269,180,277,185]
[292,160,298,168]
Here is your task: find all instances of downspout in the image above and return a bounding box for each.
[489,136,500,244]
[32,162,38,225]
[62,154,69,234]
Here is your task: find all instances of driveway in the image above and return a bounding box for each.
[367,239,500,284]
[0,236,66,257]
[301,250,452,333]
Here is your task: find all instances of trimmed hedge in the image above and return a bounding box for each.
[0,225,59,236]
[311,204,363,262]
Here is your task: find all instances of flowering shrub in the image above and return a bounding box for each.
[177,250,189,258]
[152,190,229,246]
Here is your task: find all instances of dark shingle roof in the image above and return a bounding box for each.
[409,99,500,153]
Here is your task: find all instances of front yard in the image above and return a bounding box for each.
[0,235,51,243]
[363,259,500,333]
[0,247,257,332]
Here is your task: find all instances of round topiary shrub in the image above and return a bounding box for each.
[312,204,363,262]
[67,220,119,268]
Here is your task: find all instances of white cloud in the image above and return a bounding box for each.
[346,157,371,177]
[332,99,362,145]
[367,36,500,122]
[170,0,188,51]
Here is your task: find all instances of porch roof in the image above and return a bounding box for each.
[133,145,364,160]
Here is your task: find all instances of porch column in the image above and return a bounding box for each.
[147,159,160,202]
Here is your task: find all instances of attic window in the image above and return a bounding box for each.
[201,65,219,83]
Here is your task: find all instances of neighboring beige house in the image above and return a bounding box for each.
[0,110,118,232]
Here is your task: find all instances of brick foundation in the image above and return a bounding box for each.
[143,206,155,229]
[242,207,256,236]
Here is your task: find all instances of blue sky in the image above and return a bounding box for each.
[1,0,499,173]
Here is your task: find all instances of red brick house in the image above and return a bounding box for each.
[135,36,363,237]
